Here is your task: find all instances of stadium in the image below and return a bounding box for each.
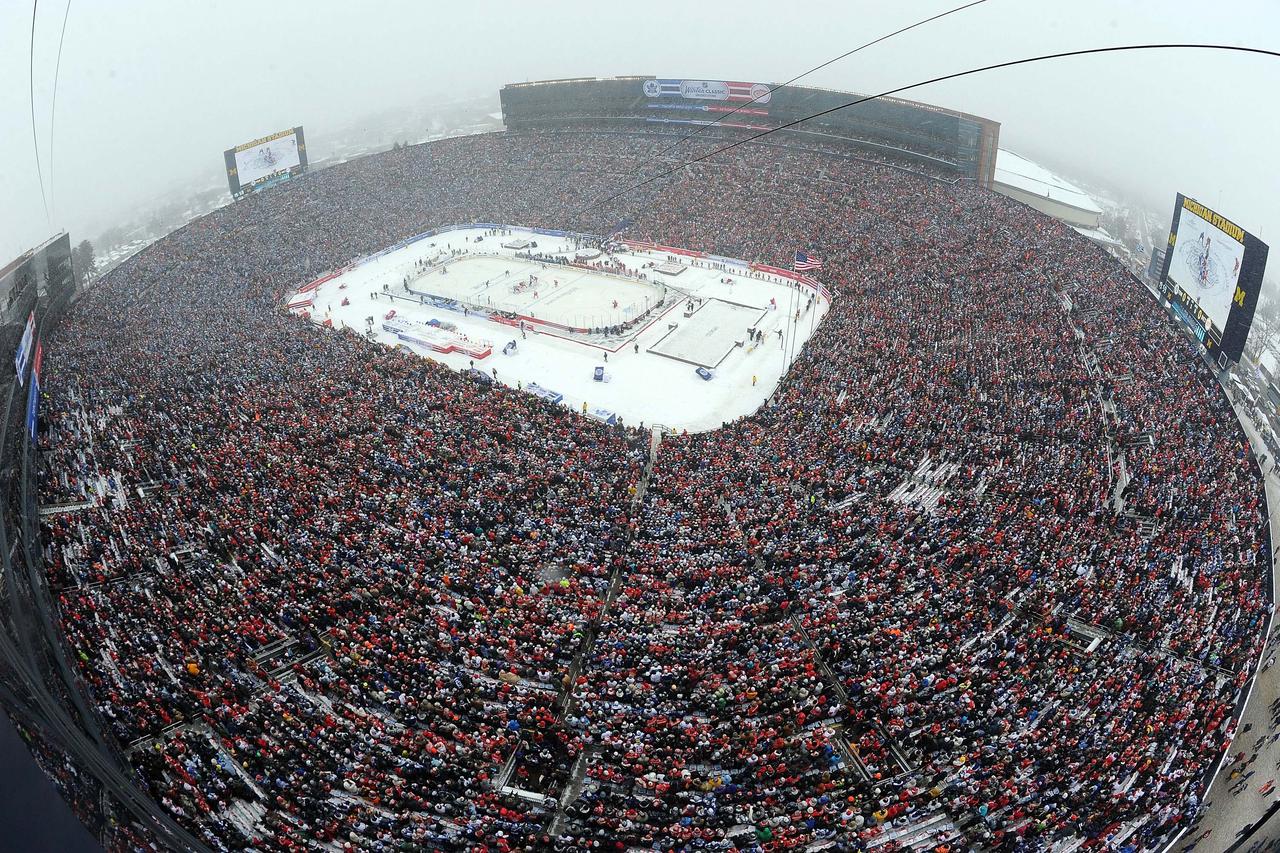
[0,65,1276,853]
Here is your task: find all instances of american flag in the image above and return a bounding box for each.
[794,251,824,271]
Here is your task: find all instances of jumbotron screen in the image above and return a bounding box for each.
[224,126,308,197]
[1159,193,1269,362]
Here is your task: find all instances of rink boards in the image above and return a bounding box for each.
[290,224,831,432]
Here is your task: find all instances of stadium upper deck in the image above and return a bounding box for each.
[500,75,1001,186]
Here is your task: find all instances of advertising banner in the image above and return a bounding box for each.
[14,310,34,383]
[642,79,773,105]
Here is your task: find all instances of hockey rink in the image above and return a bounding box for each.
[407,256,666,330]
[648,300,768,368]
[292,226,829,432]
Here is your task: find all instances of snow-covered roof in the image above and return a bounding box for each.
[994,149,1103,215]
[1071,225,1123,247]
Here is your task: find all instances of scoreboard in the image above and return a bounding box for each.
[224,126,308,198]
[1158,193,1269,363]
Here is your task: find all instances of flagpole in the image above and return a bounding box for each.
[785,255,792,370]
[809,279,817,339]
[792,254,823,357]
[789,279,798,367]
[787,254,799,368]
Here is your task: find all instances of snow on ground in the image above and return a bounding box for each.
[292,227,828,432]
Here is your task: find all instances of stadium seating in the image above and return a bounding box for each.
[34,124,1266,851]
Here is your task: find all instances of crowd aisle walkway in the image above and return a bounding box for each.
[1184,397,1280,852]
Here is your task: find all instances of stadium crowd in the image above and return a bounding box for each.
[30,124,1269,852]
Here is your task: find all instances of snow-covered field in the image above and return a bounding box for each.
[290,227,829,432]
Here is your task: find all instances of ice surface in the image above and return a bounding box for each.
[293,227,828,433]
[404,255,665,330]
[648,299,767,368]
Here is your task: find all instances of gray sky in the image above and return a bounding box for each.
[2,0,1278,261]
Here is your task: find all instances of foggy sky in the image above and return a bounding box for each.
[1,0,1278,263]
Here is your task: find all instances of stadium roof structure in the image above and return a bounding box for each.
[0,232,69,280]
[1071,224,1123,247]
[993,149,1103,227]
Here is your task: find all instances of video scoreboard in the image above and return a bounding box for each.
[224,126,308,198]
[1158,193,1269,363]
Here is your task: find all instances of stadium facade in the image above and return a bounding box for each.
[501,76,1001,187]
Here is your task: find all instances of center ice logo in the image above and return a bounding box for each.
[680,80,730,101]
